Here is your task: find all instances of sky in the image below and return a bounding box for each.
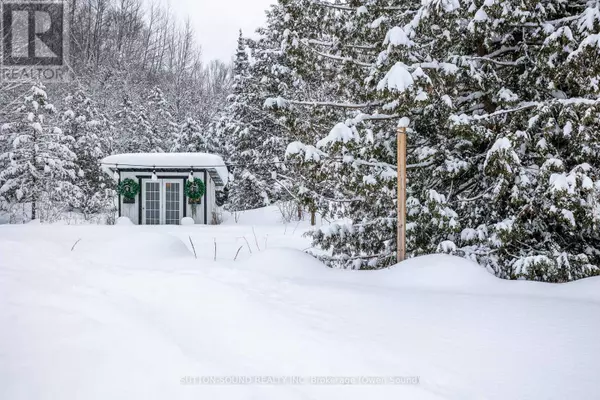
[162,0,276,63]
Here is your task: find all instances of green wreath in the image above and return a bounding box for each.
[117,178,140,199]
[186,178,206,200]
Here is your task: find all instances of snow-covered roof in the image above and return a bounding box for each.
[102,153,228,186]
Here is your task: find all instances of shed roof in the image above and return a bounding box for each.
[102,153,229,186]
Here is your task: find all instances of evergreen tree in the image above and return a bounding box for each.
[61,91,114,218]
[269,0,600,281]
[0,85,79,221]
[396,0,600,282]
[220,31,287,211]
[268,0,407,268]
[175,117,221,154]
[146,86,178,152]
[114,94,142,153]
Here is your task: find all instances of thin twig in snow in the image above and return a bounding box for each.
[242,236,252,254]
[234,246,243,261]
[213,238,217,261]
[189,236,197,259]
[71,238,82,252]
[252,227,261,251]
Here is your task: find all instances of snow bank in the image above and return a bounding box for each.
[559,276,600,302]
[372,254,498,290]
[243,251,600,304]
[73,232,194,261]
[243,248,335,279]
[241,252,502,293]
[102,153,228,185]
[2,219,600,400]
[221,205,324,227]
[116,216,133,225]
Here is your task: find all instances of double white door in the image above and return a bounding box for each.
[142,179,183,225]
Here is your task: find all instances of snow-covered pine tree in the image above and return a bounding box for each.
[267,0,414,268]
[175,117,216,153]
[61,90,115,218]
[114,90,166,154]
[371,0,600,281]
[114,94,142,153]
[0,85,79,221]
[221,31,287,211]
[262,0,344,223]
[146,86,179,152]
[267,0,600,281]
[136,102,164,153]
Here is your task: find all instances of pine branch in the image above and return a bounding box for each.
[281,99,383,109]
[311,1,412,12]
[486,46,520,58]
[307,39,377,51]
[462,98,600,122]
[299,40,373,67]
[466,56,524,67]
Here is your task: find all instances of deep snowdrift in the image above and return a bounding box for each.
[73,232,195,261]
[1,218,599,400]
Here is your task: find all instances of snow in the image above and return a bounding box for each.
[377,62,414,92]
[384,26,412,47]
[181,217,195,226]
[263,96,288,109]
[102,153,228,185]
[436,240,457,253]
[582,175,594,190]
[490,137,511,151]
[370,16,386,29]
[398,117,411,128]
[116,216,133,225]
[568,34,600,61]
[561,209,576,226]
[1,206,600,400]
[356,6,368,15]
[316,123,355,147]
[286,141,324,161]
[578,5,600,33]
[497,88,518,102]
[564,121,573,136]
[549,173,577,194]
[73,232,195,262]
[474,8,488,22]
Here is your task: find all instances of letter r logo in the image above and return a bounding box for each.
[2,1,65,66]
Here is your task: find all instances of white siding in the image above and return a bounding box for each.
[119,171,140,224]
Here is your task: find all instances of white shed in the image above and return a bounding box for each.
[102,153,228,225]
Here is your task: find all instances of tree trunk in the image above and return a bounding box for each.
[31,201,36,220]
[311,210,316,226]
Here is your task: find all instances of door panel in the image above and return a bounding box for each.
[164,181,182,225]
[144,181,161,225]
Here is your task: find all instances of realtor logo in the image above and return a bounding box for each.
[1,0,70,82]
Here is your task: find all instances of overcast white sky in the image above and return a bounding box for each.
[162,0,275,63]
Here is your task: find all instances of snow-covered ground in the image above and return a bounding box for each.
[1,206,599,400]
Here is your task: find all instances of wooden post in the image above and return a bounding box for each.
[397,126,407,262]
